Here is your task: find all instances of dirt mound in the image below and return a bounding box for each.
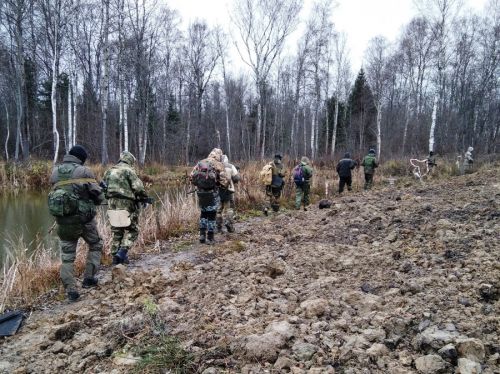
[1,169,499,373]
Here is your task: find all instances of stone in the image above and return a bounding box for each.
[201,368,218,374]
[111,264,127,282]
[456,358,482,374]
[292,342,317,361]
[274,356,294,371]
[300,298,328,318]
[49,321,83,341]
[243,332,287,362]
[366,343,389,358]
[265,320,296,340]
[418,326,460,349]
[49,341,66,354]
[414,354,447,373]
[438,343,457,362]
[362,328,386,342]
[456,339,485,362]
[158,297,181,313]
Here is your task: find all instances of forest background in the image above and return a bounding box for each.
[0,0,498,167]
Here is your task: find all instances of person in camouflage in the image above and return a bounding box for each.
[103,151,149,265]
[294,156,314,211]
[216,155,240,233]
[464,146,474,173]
[265,154,286,214]
[361,149,378,190]
[49,145,104,302]
[191,148,229,244]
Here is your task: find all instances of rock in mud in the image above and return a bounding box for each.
[456,358,482,374]
[300,298,328,318]
[292,341,317,361]
[111,264,127,282]
[456,338,485,362]
[414,354,448,373]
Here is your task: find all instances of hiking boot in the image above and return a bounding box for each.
[199,229,207,244]
[225,223,235,233]
[113,247,129,265]
[217,225,223,234]
[206,231,215,245]
[303,206,308,211]
[67,290,80,302]
[82,277,98,289]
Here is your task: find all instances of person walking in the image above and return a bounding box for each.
[48,145,104,302]
[464,146,474,173]
[264,154,286,214]
[336,152,357,194]
[293,156,314,210]
[103,151,150,265]
[190,148,228,244]
[361,149,378,190]
[216,155,240,233]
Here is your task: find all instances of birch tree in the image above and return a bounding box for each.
[232,0,302,158]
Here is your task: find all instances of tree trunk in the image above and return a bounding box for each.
[429,94,438,153]
[402,97,410,156]
[331,97,339,158]
[310,110,315,159]
[376,102,382,160]
[51,47,59,164]
[72,73,77,146]
[256,84,262,158]
[325,103,329,157]
[101,0,110,164]
[67,79,73,150]
[123,94,129,152]
[4,102,10,161]
[260,105,267,159]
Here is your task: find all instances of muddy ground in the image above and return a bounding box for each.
[0,168,499,373]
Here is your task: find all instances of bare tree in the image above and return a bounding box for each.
[232,0,302,158]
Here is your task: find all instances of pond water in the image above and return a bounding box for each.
[0,191,57,265]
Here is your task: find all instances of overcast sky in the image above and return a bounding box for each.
[167,0,489,73]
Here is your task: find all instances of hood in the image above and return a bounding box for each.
[208,148,223,162]
[467,147,474,152]
[369,149,375,155]
[119,151,136,166]
[344,152,351,159]
[301,156,310,165]
[222,155,229,164]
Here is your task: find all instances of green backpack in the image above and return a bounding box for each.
[47,163,80,217]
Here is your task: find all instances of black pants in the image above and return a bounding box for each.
[339,176,352,193]
[364,173,374,190]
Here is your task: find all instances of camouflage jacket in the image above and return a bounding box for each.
[361,154,378,174]
[50,155,104,221]
[190,148,229,190]
[103,160,147,201]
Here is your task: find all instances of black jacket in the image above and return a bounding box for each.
[336,158,357,178]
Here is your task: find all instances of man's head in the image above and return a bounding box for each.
[120,151,136,165]
[301,156,310,165]
[273,154,282,164]
[344,152,351,159]
[369,148,375,155]
[429,151,434,156]
[69,145,88,164]
[468,146,474,152]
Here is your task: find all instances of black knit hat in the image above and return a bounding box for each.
[69,145,88,164]
[274,154,282,160]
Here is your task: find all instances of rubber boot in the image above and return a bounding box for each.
[225,222,235,233]
[206,231,215,245]
[67,289,80,302]
[82,277,98,288]
[199,229,207,244]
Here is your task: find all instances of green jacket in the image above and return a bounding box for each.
[361,154,378,174]
[104,156,147,201]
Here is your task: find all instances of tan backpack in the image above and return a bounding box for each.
[259,163,273,186]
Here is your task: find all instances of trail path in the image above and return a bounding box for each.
[0,168,499,373]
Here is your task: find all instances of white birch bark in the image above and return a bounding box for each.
[72,73,77,146]
[376,103,382,160]
[67,79,73,149]
[100,0,110,164]
[123,95,129,152]
[331,98,339,158]
[310,110,315,159]
[4,102,10,161]
[429,94,438,152]
[51,30,59,164]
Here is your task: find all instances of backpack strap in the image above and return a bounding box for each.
[53,178,97,189]
[53,163,95,189]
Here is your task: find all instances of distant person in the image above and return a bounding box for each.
[216,155,240,233]
[464,146,474,173]
[426,151,437,173]
[190,148,228,244]
[361,149,378,190]
[293,156,313,211]
[48,145,104,302]
[263,154,286,214]
[336,152,357,194]
[103,151,150,265]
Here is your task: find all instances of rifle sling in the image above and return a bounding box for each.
[53,178,97,189]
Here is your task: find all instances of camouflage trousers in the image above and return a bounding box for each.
[217,189,235,231]
[364,173,374,190]
[108,198,140,255]
[57,217,103,291]
[295,183,310,209]
[266,186,283,212]
[197,190,220,233]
